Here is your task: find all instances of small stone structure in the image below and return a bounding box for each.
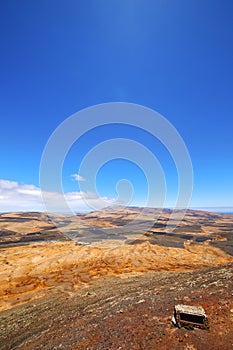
[75,241,90,246]
[172,304,209,329]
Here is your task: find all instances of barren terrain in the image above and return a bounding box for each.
[0,207,233,349]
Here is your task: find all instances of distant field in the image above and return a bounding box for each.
[0,207,233,255]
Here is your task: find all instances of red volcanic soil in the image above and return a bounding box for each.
[0,263,233,350]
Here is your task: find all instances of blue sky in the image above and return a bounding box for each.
[0,0,233,212]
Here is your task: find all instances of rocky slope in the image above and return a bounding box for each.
[0,263,233,349]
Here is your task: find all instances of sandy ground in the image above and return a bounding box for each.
[0,239,232,312]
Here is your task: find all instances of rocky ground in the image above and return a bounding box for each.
[0,263,233,350]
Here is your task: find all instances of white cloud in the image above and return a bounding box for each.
[0,179,18,189]
[0,180,44,212]
[71,173,86,181]
[0,179,117,213]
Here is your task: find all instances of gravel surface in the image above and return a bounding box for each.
[1,263,233,350]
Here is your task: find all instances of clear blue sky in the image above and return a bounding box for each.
[0,0,233,211]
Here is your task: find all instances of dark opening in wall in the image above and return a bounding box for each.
[180,313,205,325]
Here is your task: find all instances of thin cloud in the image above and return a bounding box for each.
[71,173,86,182]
